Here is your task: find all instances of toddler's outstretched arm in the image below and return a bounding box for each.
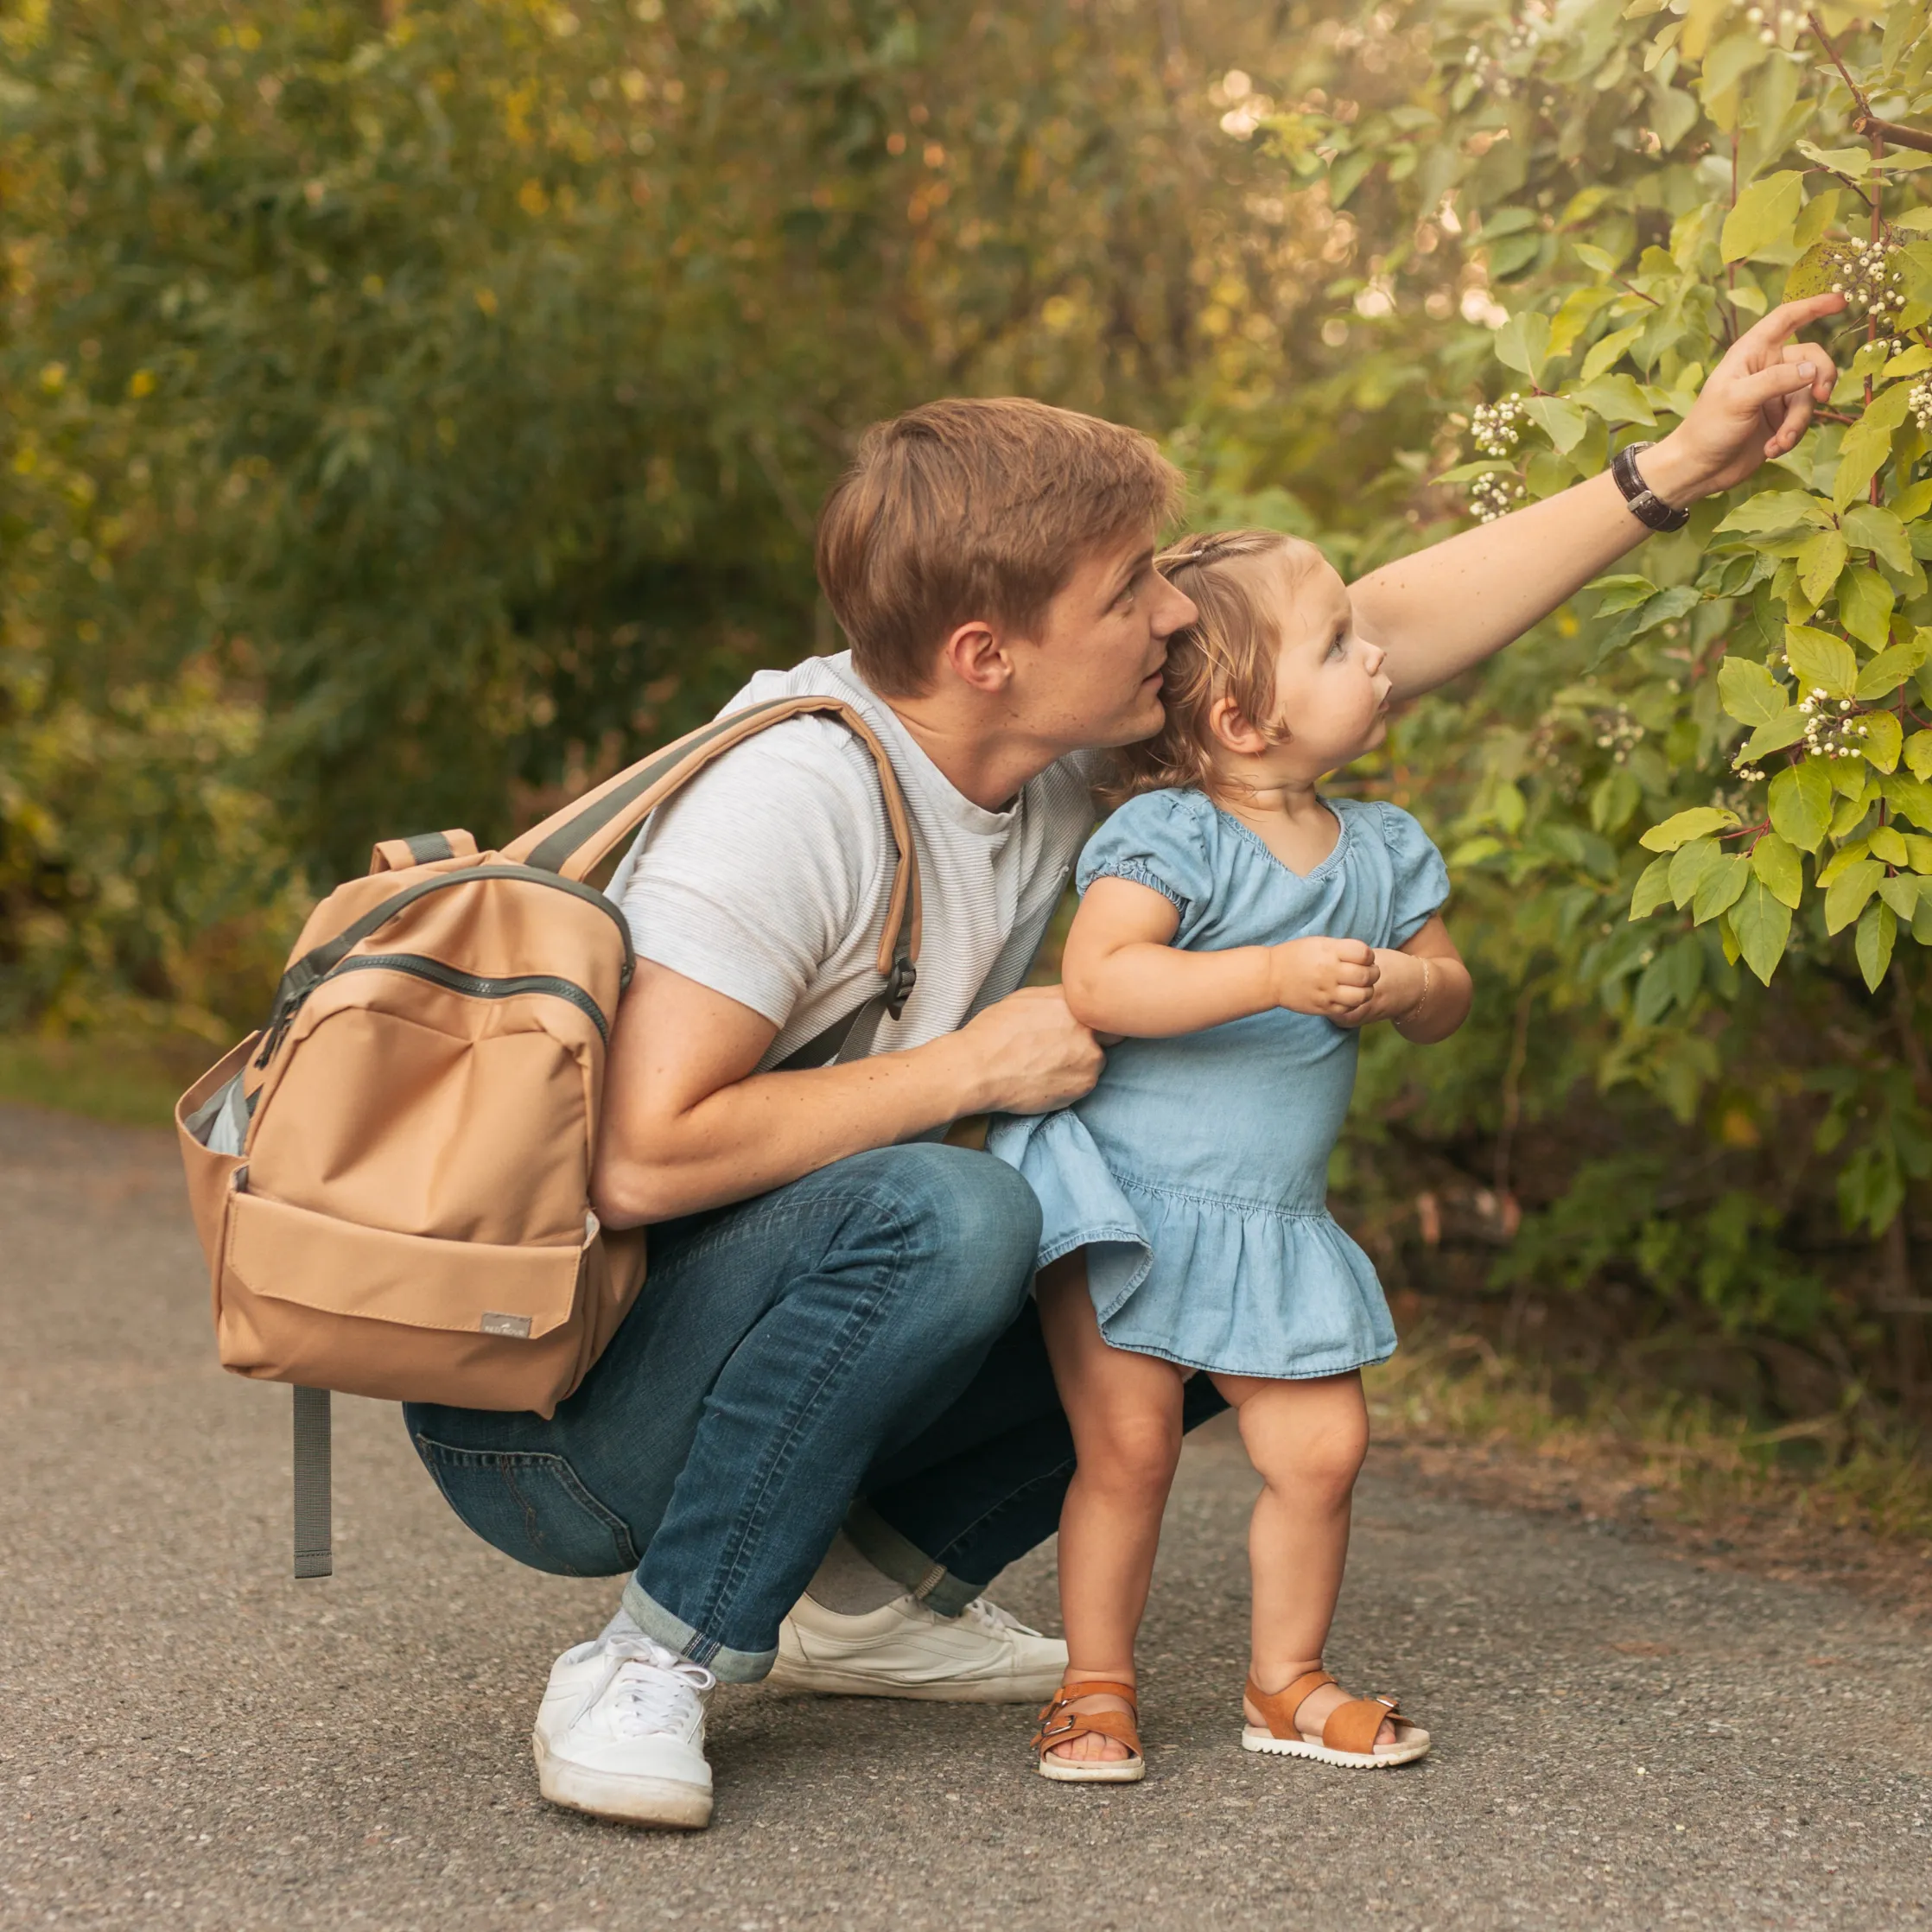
[1331,914,1471,1045]
[1062,878,1382,1038]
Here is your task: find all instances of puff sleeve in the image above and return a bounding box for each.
[1376,803,1450,947]
[1076,791,1219,942]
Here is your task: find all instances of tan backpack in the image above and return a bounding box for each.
[175,696,921,1577]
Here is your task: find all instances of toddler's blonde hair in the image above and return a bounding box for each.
[1104,529,1329,807]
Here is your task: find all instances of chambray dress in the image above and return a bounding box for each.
[987,787,1448,1380]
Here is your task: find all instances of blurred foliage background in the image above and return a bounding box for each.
[3,0,1929,1465]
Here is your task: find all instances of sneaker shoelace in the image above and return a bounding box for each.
[604,1643,716,1738]
[960,1596,1045,1639]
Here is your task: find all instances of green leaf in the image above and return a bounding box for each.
[1796,529,1849,607]
[1580,322,1648,383]
[1589,573,1663,616]
[1838,504,1914,573]
[1797,141,1873,180]
[1493,311,1554,387]
[1768,760,1833,850]
[1641,807,1740,854]
[1669,836,1725,908]
[1859,709,1903,773]
[1906,729,1932,782]
[1713,490,1833,537]
[1731,874,1792,985]
[1873,344,1932,389]
[1836,565,1894,651]
[1833,382,1916,512]
[1693,850,1750,925]
[1783,624,1858,700]
[1824,859,1884,935]
[1716,656,1787,726]
[1881,773,1932,830]
[1523,395,1589,453]
[1783,239,1843,301]
[1854,636,1930,700]
[1739,707,1809,759]
[1750,831,1803,908]
[1880,874,1925,923]
[1630,852,1675,919]
[1870,825,1910,867]
[1906,833,1932,874]
[1721,171,1805,264]
[1855,897,1897,990]
[1569,374,1656,426]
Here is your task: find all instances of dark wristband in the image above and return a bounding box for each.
[1611,441,1691,533]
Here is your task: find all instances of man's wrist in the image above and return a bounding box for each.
[922,1028,992,1117]
[1635,432,1705,512]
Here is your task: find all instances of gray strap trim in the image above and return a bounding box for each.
[522,700,798,875]
[293,1386,333,1579]
[403,831,455,864]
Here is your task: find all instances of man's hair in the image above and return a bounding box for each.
[1103,529,1327,805]
[815,397,1185,696]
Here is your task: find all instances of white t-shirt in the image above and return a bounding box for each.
[606,653,1098,1071]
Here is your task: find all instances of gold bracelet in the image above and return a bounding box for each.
[1395,956,1433,1033]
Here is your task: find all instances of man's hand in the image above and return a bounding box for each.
[1648,294,1846,505]
[1268,937,1379,1020]
[950,985,1105,1116]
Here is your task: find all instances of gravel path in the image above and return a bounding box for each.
[3,1103,1928,1931]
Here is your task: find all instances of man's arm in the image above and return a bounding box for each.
[1353,294,1846,698]
[590,964,1103,1226]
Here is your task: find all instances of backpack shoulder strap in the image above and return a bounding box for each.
[500,696,922,984]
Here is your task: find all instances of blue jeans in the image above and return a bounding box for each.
[404,1142,1225,1680]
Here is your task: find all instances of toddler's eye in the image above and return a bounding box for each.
[1328,630,1349,658]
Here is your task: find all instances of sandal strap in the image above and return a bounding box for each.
[1243,1669,1335,1740]
[1035,1679,1139,1722]
[1032,1681,1144,1761]
[1323,1694,1402,1757]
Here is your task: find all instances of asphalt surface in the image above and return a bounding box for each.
[3,1101,1929,1932]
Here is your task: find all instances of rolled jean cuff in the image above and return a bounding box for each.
[842,1499,982,1620]
[620,1579,777,1684]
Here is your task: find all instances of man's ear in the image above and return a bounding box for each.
[1207,693,1277,756]
[937,619,1013,696]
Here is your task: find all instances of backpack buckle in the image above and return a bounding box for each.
[885,956,917,1020]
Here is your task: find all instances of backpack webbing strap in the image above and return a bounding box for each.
[293,1386,333,1579]
[500,696,923,981]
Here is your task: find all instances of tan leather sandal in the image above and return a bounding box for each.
[1242,1668,1430,1769]
[1032,1678,1146,1783]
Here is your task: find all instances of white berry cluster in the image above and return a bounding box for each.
[1828,240,1906,323]
[1471,394,1527,456]
[1592,705,1645,766]
[1744,4,1804,45]
[1911,378,1932,435]
[1797,687,1871,760]
[1468,473,1526,523]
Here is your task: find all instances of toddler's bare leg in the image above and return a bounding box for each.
[1209,1369,1393,1748]
[1037,1250,1185,1763]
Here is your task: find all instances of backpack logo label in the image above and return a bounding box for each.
[480,1312,533,1338]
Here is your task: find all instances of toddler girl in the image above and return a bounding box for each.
[988,529,1471,1783]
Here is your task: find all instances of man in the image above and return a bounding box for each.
[404,296,1842,1828]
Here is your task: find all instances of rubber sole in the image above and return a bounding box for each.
[765,1662,1065,1705]
[1037,1754,1146,1783]
[1241,1725,1431,1770]
[532,1733,715,1828]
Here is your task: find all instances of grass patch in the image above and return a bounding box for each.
[0,1032,216,1129]
[1365,1326,1932,1556]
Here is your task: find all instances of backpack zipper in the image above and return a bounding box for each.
[331,953,611,1042]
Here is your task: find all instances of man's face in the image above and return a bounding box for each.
[1004,533,1198,753]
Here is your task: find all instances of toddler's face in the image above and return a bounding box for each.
[1259,555,1392,773]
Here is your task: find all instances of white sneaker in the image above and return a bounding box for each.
[532,1630,715,1828]
[767,1592,1066,1703]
